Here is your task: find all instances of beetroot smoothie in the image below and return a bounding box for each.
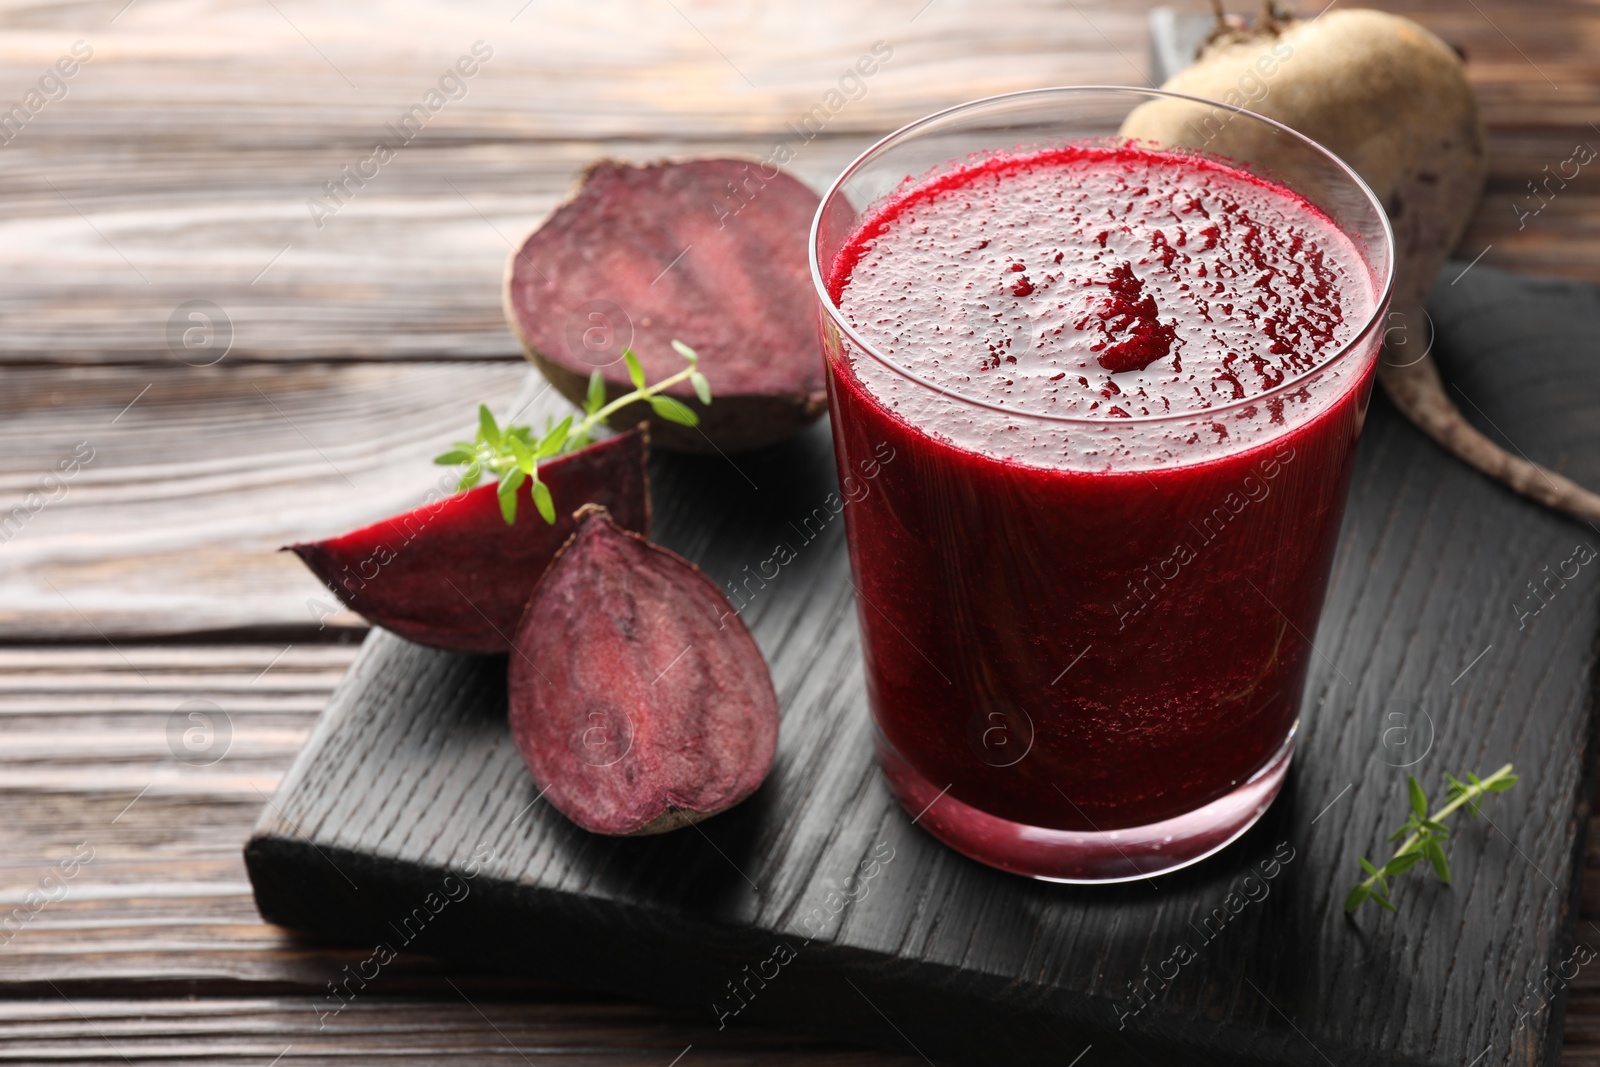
[822,144,1381,840]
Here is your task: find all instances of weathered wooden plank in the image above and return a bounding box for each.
[0,362,547,639]
[0,996,920,1065]
[0,645,354,988]
[0,0,1590,364]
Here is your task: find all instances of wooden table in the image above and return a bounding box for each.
[1,1,1595,1062]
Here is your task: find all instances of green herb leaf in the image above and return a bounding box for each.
[1383,851,1423,876]
[648,394,700,426]
[1487,775,1519,792]
[1425,839,1450,883]
[537,416,573,459]
[585,369,606,415]
[496,467,526,524]
[671,339,698,363]
[1344,885,1370,912]
[1408,777,1427,819]
[531,478,555,525]
[434,448,474,465]
[623,348,646,390]
[690,370,712,406]
[507,434,535,476]
[478,404,502,449]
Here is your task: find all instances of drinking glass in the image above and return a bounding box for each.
[809,87,1394,882]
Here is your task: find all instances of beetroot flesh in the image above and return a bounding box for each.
[503,158,829,453]
[508,505,779,835]
[290,429,649,654]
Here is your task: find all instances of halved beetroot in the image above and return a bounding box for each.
[502,158,829,453]
[509,505,779,835]
[290,429,649,654]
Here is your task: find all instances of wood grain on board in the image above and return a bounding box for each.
[2,0,1599,1064]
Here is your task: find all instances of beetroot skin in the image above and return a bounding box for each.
[509,505,779,835]
[503,158,830,453]
[290,429,649,654]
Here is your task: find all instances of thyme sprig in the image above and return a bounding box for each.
[434,340,709,524]
[1345,763,1518,913]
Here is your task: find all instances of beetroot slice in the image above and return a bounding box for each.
[290,429,649,654]
[508,505,779,835]
[503,158,829,453]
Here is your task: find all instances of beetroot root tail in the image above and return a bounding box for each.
[1378,351,1600,525]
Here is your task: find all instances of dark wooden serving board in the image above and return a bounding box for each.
[247,264,1600,1067]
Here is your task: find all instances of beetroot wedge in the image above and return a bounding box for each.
[509,505,779,835]
[503,158,829,453]
[290,429,649,654]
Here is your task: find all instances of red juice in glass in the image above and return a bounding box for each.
[810,89,1393,881]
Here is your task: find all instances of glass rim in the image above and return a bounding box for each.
[807,85,1398,427]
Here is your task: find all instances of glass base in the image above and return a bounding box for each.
[877,728,1294,883]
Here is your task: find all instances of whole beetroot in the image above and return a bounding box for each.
[509,505,779,836]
